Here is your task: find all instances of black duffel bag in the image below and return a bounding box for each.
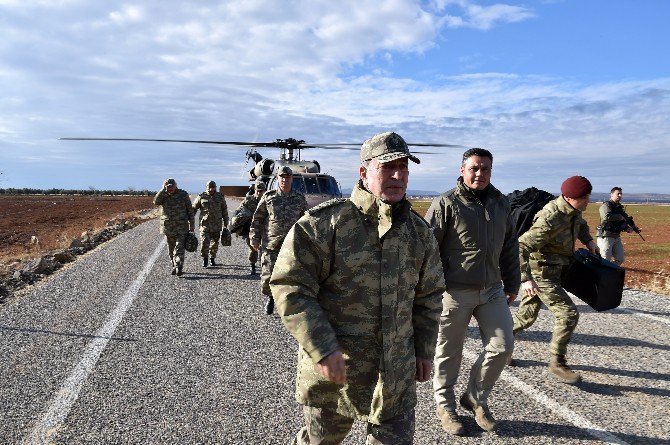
[562,248,625,311]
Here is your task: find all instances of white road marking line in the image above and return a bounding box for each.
[616,307,670,327]
[463,349,631,445]
[23,239,166,445]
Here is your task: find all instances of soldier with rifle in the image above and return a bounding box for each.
[596,187,643,265]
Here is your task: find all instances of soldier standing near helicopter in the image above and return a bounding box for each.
[230,180,267,275]
[250,166,307,314]
[192,180,229,268]
[153,178,195,276]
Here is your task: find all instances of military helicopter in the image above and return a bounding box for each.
[60,136,460,207]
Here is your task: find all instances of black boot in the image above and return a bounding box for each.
[202,257,208,268]
[171,267,177,276]
[250,263,257,275]
[210,257,217,267]
[176,266,183,277]
[264,296,274,315]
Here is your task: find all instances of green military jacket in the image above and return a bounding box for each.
[192,191,229,232]
[270,183,445,424]
[153,188,195,236]
[519,196,593,282]
[425,178,520,294]
[598,200,636,238]
[230,194,260,236]
[250,188,308,251]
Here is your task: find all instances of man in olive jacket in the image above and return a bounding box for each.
[513,175,599,384]
[153,178,195,276]
[426,148,520,435]
[270,132,445,444]
[192,180,229,268]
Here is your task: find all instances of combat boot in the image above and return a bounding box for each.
[460,392,497,432]
[176,266,183,277]
[171,267,177,276]
[548,354,582,384]
[250,263,257,275]
[202,257,208,268]
[436,405,465,436]
[264,296,274,315]
[210,257,217,267]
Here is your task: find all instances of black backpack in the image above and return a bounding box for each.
[506,187,556,238]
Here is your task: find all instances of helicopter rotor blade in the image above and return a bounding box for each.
[59,137,280,147]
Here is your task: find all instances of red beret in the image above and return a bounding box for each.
[561,176,592,199]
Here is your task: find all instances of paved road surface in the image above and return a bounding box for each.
[1,204,668,444]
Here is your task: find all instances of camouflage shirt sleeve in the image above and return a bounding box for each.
[192,195,201,212]
[153,189,167,205]
[577,216,593,245]
[518,217,555,282]
[221,194,229,227]
[184,192,195,227]
[271,216,339,363]
[250,197,268,244]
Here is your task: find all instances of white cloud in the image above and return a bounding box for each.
[432,0,535,30]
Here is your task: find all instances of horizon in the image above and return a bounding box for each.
[1,1,669,194]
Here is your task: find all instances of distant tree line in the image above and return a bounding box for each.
[0,188,155,196]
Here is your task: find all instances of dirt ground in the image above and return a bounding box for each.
[0,195,155,264]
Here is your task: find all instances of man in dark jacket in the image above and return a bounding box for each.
[426,148,520,435]
[596,187,641,265]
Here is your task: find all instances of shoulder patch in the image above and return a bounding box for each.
[307,198,348,215]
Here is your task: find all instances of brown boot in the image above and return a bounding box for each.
[548,354,582,384]
[460,392,497,432]
[436,405,465,436]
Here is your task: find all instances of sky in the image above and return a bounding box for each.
[1,0,669,194]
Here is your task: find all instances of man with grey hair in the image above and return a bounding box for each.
[192,180,229,268]
[426,148,520,435]
[271,131,445,444]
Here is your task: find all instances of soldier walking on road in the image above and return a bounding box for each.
[250,166,307,315]
[596,187,641,265]
[153,178,195,276]
[512,176,599,384]
[426,148,520,435]
[192,180,229,268]
[231,181,266,275]
[270,131,445,444]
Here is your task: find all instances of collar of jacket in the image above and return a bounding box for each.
[350,181,410,239]
[557,195,581,216]
[276,187,292,197]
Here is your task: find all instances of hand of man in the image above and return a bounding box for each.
[586,240,600,256]
[251,239,260,251]
[316,350,346,385]
[506,292,517,305]
[415,357,432,382]
[521,280,539,297]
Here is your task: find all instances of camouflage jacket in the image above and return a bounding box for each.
[598,200,636,238]
[519,196,593,281]
[153,189,195,236]
[270,183,445,424]
[192,191,228,232]
[426,178,520,294]
[250,188,308,250]
[230,194,260,236]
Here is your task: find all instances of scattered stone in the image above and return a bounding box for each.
[53,250,76,263]
[69,238,85,249]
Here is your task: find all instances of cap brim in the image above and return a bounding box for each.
[374,151,420,164]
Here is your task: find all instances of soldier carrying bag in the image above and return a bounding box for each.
[562,248,625,311]
[220,227,232,247]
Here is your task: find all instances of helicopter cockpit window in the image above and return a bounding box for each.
[291,177,306,194]
[303,177,320,194]
[317,177,340,196]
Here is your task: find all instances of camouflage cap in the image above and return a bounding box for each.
[360,132,420,164]
[277,166,293,176]
[255,181,267,191]
[165,178,176,185]
[206,180,216,188]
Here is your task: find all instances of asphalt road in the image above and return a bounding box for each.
[1,204,668,444]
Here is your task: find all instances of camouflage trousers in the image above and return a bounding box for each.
[245,236,258,265]
[260,248,279,296]
[200,229,220,259]
[292,405,415,445]
[512,267,579,357]
[433,283,514,410]
[597,236,625,265]
[166,234,186,268]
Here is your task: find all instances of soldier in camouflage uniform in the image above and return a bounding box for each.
[596,187,641,265]
[250,166,307,314]
[426,148,520,435]
[512,176,599,384]
[231,181,266,275]
[153,178,195,276]
[270,132,445,445]
[192,180,229,268]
